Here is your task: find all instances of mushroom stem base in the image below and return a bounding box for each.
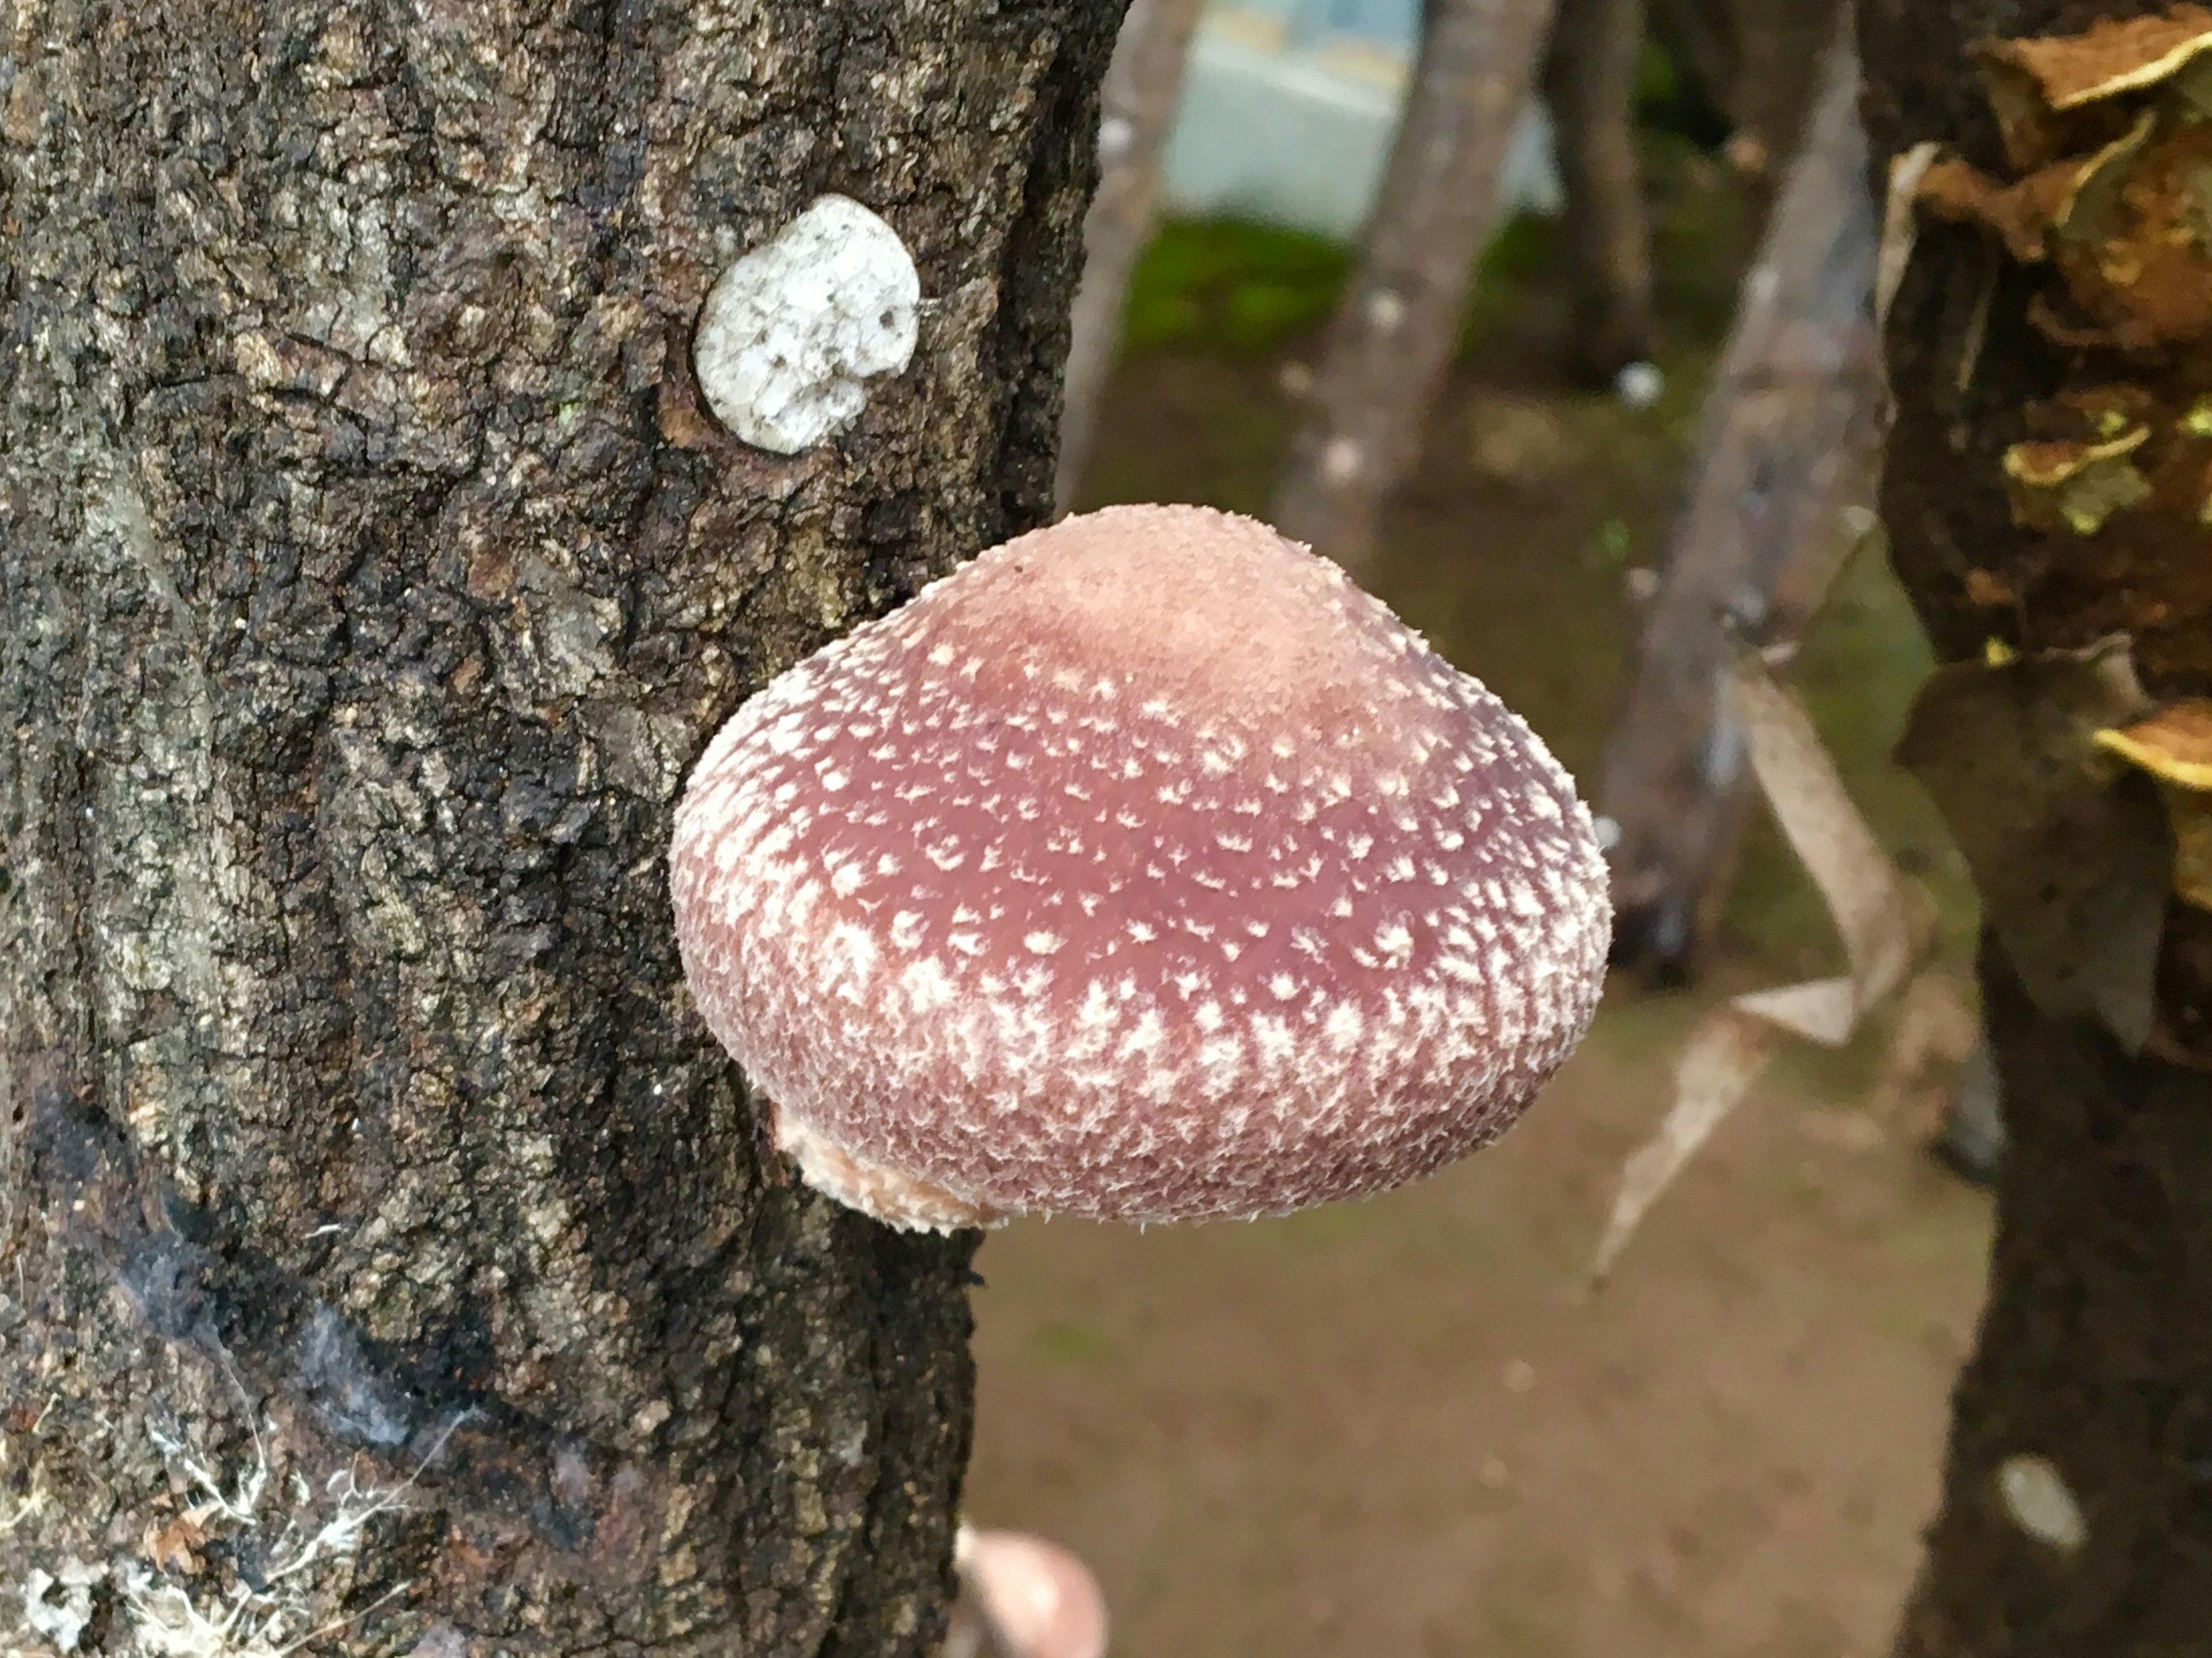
[773,1106,1007,1233]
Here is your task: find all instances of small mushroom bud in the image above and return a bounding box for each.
[669,505,1610,1229]
[946,1527,1108,1658]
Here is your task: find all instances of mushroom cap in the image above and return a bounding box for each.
[669,505,1610,1228]
[953,1527,1108,1658]
[2097,697,2212,912]
[2096,697,2212,789]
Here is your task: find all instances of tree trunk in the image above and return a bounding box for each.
[0,4,1120,1654]
[1648,0,1740,139]
[1268,0,1563,577]
[1542,0,1654,383]
[1858,1,2212,1650]
[1596,22,1879,975]
[1054,0,1207,514]
[1729,0,1846,176]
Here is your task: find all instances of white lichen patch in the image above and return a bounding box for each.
[24,1559,103,1652]
[1997,1452,2088,1553]
[693,195,921,454]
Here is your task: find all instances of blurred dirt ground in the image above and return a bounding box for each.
[959,138,1993,1657]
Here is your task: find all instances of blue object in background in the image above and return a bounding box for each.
[1303,0,1424,44]
[1225,0,1423,45]
[1159,1,1560,241]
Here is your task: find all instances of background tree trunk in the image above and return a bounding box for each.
[0,3,1120,1653]
[1269,0,1563,576]
[1596,24,1879,975]
[1729,0,1845,175]
[1647,0,1740,139]
[1055,0,1207,514]
[1543,0,1654,383]
[1858,0,2212,1649]
[1649,0,1846,175]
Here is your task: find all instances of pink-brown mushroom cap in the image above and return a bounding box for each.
[953,1527,1108,1658]
[669,505,1609,1229]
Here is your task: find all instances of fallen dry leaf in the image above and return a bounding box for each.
[1594,652,1942,1283]
[1593,1007,1787,1282]
[1868,970,1982,1131]
[1730,646,1931,1016]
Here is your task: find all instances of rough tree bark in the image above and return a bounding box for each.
[1858,1,2212,1651]
[1054,0,1207,513]
[1596,24,1880,974]
[1542,0,1654,383]
[0,3,1121,1654]
[1268,0,1562,576]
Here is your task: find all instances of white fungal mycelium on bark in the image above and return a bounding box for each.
[692,194,921,454]
[669,505,1611,1230]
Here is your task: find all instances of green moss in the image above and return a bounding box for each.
[1027,1318,1115,1368]
[1118,209,1572,364]
[1237,1200,1381,1255]
[1635,36,1681,112]
[1122,218,1348,357]
[1455,211,1562,355]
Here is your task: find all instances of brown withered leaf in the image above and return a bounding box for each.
[1897,638,2168,1050]
[1592,1007,1787,1284]
[1731,650,1931,1017]
[1593,652,1937,1284]
[1974,6,2212,168]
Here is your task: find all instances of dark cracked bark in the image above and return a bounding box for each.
[0,2,1123,1653]
[1858,1,2212,1652]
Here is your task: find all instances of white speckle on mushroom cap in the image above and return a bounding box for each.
[692,194,920,455]
[669,504,1611,1229]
